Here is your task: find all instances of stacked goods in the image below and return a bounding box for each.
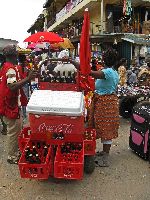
[39,71,78,91]
[41,70,76,84]
[117,85,150,97]
[60,143,83,162]
[129,101,150,160]
[24,141,50,164]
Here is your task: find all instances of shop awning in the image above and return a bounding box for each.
[121,34,150,46]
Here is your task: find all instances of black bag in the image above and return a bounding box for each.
[129,101,150,160]
[132,101,150,127]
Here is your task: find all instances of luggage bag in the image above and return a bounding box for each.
[129,101,150,160]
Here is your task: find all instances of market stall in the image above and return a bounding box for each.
[18,9,96,181]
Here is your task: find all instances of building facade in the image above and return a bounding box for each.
[0,38,18,53]
[27,0,150,66]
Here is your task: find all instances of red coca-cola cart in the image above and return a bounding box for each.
[18,77,96,180]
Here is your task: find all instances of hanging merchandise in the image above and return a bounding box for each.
[123,0,132,16]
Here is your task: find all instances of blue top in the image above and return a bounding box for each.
[95,68,119,95]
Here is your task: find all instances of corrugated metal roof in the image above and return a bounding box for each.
[121,34,150,45]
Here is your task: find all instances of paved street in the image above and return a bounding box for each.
[0,118,150,200]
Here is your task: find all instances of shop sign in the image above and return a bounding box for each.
[66,1,73,12]
[56,6,67,22]
[66,0,83,12]
[56,0,83,22]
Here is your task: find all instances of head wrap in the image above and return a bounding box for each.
[3,44,18,56]
[58,49,69,59]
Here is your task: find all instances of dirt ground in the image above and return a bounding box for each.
[0,117,150,200]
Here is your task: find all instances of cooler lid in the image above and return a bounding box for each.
[27,90,84,116]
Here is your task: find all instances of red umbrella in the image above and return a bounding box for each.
[27,42,47,49]
[79,9,94,92]
[33,48,42,52]
[24,32,64,43]
[79,8,91,75]
[27,43,37,49]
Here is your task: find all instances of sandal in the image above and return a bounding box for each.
[96,151,105,157]
[95,153,110,167]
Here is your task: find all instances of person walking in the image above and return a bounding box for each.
[0,45,37,164]
[127,70,137,85]
[89,49,119,167]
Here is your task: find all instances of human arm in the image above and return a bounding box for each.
[90,70,105,79]
[7,70,38,91]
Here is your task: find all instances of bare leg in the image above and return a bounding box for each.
[95,144,111,167]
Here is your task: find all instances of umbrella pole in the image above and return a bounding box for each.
[48,45,52,58]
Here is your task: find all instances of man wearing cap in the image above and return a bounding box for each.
[0,44,37,164]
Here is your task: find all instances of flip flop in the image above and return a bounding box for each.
[96,151,105,157]
[95,153,110,167]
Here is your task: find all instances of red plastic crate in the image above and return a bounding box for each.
[64,133,84,143]
[84,140,96,155]
[18,127,31,152]
[54,143,84,180]
[84,128,96,155]
[39,82,79,91]
[18,140,52,180]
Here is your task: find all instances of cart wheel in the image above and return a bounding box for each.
[84,155,95,174]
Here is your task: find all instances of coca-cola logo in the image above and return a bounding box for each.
[38,123,74,134]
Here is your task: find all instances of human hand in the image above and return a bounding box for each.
[27,70,38,81]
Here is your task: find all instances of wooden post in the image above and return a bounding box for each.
[101,0,104,33]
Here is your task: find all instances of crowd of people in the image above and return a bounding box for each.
[117,57,150,87]
[0,44,149,168]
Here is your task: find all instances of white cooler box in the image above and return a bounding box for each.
[27,90,85,135]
